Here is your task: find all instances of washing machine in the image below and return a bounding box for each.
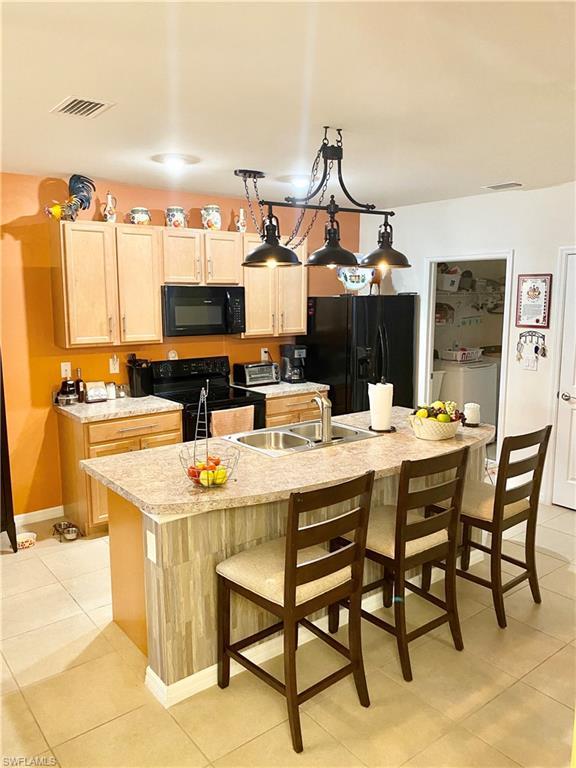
[434,358,499,431]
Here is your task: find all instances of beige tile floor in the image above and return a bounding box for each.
[1,505,574,767]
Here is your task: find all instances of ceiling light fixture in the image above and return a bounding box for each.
[235,127,410,269]
[151,153,199,171]
[360,213,410,270]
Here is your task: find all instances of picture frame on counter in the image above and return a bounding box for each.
[516,273,552,328]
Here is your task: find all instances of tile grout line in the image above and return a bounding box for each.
[166,707,219,767]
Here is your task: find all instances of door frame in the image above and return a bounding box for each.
[421,249,514,460]
[549,246,576,506]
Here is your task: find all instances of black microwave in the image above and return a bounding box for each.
[162,286,246,336]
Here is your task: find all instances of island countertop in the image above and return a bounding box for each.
[81,408,494,518]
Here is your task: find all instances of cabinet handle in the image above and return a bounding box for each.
[281,312,285,332]
[196,257,201,280]
[122,315,126,335]
[272,312,275,332]
[118,423,159,433]
[108,316,113,337]
[208,259,213,278]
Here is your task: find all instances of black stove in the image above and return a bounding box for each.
[146,356,265,441]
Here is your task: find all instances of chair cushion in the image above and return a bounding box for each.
[345,505,448,559]
[216,537,350,606]
[449,481,530,522]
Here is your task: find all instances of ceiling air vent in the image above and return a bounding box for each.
[483,182,523,191]
[50,96,115,119]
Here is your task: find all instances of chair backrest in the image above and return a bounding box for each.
[395,447,470,562]
[493,425,552,527]
[284,470,375,610]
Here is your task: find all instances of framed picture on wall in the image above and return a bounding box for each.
[516,274,552,328]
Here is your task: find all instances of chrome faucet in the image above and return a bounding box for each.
[311,393,333,443]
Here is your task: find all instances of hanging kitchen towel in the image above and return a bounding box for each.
[211,405,254,436]
[368,382,394,431]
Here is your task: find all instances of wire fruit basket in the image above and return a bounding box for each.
[179,384,239,489]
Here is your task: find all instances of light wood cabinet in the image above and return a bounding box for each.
[57,409,182,534]
[163,228,204,284]
[242,236,308,337]
[116,226,163,343]
[205,231,243,285]
[265,391,321,427]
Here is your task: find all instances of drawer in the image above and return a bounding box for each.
[266,413,298,427]
[140,431,182,450]
[87,411,182,444]
[266,392,320,416]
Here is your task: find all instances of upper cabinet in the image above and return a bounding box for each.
[242,235,308,337]
[205,231,243,285]
[162,228,204,284]
[51,221,163,348]
[116,226,163,343]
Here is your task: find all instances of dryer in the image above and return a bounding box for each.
[434,358,498,435]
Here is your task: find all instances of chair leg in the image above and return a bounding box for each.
[461,522,471,571]
[526,515,542,604]
[284,619,303,753]
[382,566,393,607]
[490,532,507,628]
[217,576,231,689]
[394,573,412,682]
[348,592,370,707]
[445,551,464,651]
[328,603,340,633]
[421,563,432,592]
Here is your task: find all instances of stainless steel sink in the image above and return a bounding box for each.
[288,422,360,443]
[225,420,378,457]
[236,431,311,451]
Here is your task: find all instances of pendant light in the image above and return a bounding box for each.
[306,216,358,268]
[242,209,301,268]
[360,214,411,270]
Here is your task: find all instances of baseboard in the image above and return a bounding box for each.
[15,505,64,527]
[145,554,483,708]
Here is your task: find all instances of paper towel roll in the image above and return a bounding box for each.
[368,382,394,431]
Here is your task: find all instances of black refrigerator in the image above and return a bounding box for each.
[298,295,416,416]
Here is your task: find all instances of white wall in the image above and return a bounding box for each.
[360,182,576,500]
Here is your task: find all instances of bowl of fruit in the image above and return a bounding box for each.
[179,446,239,489]
[408,400,464,441]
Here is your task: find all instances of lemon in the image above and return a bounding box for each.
[415,408,429,419]
[214,468,227,485]
[200,470,215,487]
[428,416,438,421]
[437,413,451,423]
[431,400,445,410]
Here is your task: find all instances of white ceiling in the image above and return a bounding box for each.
[3,2,575,208]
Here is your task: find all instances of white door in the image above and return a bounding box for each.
[553,252,576,508]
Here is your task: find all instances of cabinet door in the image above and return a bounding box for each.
[277,264,307,335]
[242,266,276,337]
[63,222,118,345]
[140,431,181,450]
[163,228,204,284]
[87,438,140,524]
[116,226,163,343]
[205,231,243,285]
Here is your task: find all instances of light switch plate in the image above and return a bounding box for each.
[109,355,120,374]
[522,355,538,371]
[60,362,72,378]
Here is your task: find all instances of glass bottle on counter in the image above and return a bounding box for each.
[74,367,85,403]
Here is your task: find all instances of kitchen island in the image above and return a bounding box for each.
[81,407,494,706]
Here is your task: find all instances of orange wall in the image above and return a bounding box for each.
[1,172,359,515]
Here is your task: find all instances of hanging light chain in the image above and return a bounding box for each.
[289,159,333,248]
[242,175,264,237]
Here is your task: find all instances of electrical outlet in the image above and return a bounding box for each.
[260,347,269,362]
[60,362,72,379]
[109,354,120,374]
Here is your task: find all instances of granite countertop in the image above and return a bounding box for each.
[81,407,494,518]
[231,381,329,398]
[55,395,183,423]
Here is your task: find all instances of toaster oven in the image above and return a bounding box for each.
[233,362,280,387]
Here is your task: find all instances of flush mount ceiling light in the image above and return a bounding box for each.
[151,153,200,171]
[360,213,411,270]
[277,174,311,190]
[235,127,411,269]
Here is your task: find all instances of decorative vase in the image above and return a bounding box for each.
[235,208,247,233]
[101,191,117,223]
[129,207,151,225]
[165,206,187,228]
[201,204,221,230]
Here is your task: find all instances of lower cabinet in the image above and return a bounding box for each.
[58,410,182,534]
[265,393,321,427]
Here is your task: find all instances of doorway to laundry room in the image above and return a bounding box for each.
[430,256,511,462]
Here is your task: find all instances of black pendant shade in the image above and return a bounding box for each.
[306,218,358,268]
[242,215,301,267]
[360,220,411,269]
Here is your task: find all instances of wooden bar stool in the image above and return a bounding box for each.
[424,425,552,628]
[216,470,375,753]
[329,447,469,682]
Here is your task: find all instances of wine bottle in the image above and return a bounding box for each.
[74,367,85,403]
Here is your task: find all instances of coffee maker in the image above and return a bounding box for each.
[280,344,307,383]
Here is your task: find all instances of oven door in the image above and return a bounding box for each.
[162,286,244,336]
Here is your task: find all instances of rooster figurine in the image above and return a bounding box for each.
[45,174,96,221]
